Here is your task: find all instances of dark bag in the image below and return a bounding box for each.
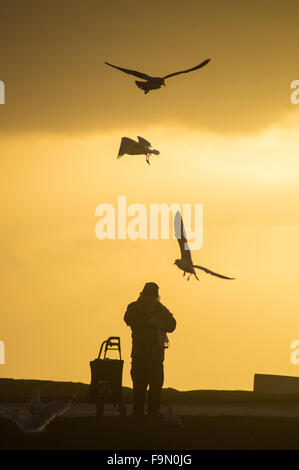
[88,336,124,407]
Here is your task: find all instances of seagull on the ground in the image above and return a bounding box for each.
[174,211,235,281]
[105,59,211,94]
[164,404,184,429]
[0,389,75,433]
[117,136,160,165]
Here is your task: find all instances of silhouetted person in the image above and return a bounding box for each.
[124,282,176,415]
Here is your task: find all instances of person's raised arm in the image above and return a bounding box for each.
[156,304,176,333]
[124,303,149,327]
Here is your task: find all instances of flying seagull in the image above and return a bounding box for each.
[174,212,235,281]
[0,389,75,433]
[117,136,160,165]
[105,59,211,94]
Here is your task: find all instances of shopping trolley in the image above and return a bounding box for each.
[88,336,125,417]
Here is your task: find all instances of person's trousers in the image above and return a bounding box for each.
[131,355,164,415]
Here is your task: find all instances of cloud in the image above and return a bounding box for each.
[0,0,298,135]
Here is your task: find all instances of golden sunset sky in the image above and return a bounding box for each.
[1,0,299,390]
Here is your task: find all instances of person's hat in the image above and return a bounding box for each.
[142,282,159,297]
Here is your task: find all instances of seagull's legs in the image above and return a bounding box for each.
[146,154,150,165]
[187,274,191,281]
[193,269,200,281]
[183,272,185,277]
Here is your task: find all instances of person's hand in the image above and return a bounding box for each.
[148,318,164,329]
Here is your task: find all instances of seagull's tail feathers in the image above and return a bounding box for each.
[135,80,151,94]
[150,149,160,155]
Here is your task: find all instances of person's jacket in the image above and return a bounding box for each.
[124,299,176,360]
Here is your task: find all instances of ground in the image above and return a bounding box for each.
[2,379,299,450]
[1,414,299,450]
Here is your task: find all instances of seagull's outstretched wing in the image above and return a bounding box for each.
[104,62,151,80]
[193,265,235,280]
[117,137,136,158]
[1,396,75,433]
[29,398,74,432]
[137,136,151,148]
[174,212,193,264]
[0,406,21,424]
[163,59,211,79]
